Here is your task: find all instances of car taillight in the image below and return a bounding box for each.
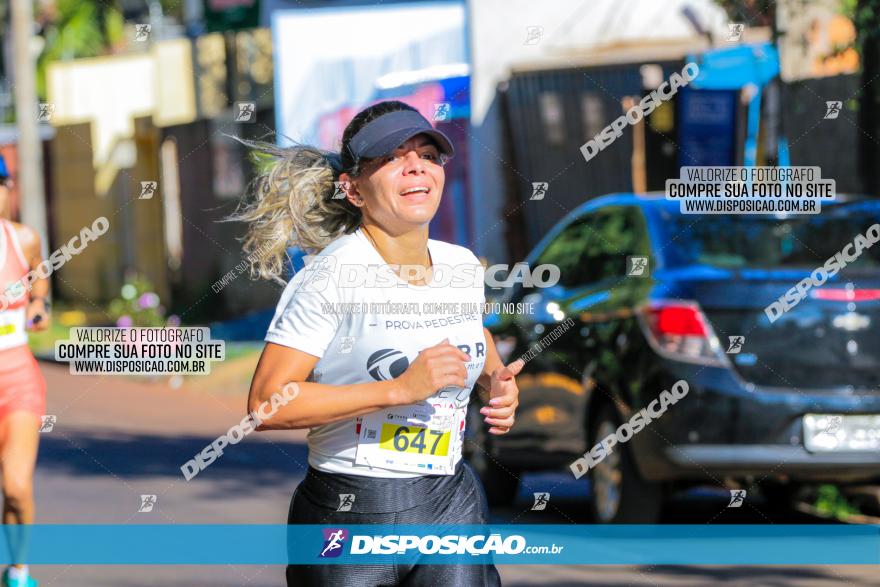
[638,301,724,365]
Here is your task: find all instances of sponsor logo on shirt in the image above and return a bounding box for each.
[366,349,410,381]
[365,341,485,385]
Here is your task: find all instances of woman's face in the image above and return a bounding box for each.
[343,134,446,232]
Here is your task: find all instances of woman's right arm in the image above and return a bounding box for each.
[248,340,470,430]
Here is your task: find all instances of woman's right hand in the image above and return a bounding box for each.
[394,338,471,405]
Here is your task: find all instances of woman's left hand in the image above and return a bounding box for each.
[26,299,50,331]
[479,359,524,435]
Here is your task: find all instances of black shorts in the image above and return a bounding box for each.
[286,460,502,587]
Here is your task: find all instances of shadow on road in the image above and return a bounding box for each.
[36,430,846,525]
[490,493,843,524]
[37,429,310,496]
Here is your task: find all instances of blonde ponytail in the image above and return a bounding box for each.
[227,137,361,283]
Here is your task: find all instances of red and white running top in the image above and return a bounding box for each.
[0,219,30,350]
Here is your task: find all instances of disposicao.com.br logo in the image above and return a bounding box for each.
[318,530,563,557]
[319,528,349,558]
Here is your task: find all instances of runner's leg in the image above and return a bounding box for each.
[285,480,399,587]
[397,462,502,586]
[0,412,40,525]
[0,411,41,578]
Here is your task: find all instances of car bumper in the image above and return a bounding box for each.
[665,444,880,481]
[631,362,880,483]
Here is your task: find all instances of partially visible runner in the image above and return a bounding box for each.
[233,100,523,586]
[0,154,49,587]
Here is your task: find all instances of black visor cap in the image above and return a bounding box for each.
[348,109,455,163]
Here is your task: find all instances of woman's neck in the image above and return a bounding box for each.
[361,223,430,267]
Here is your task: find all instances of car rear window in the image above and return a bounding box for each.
[658,202,880,270]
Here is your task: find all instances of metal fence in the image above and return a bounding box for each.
[501,60,682,254]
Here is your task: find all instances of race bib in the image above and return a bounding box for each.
[0,307,27,351]
[355,400,463,475]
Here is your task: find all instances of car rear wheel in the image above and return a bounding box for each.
[588,403,663,523]
[465,400,520,506]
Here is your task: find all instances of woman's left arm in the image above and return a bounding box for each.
[476,327,524,435]
[18,225,50,331]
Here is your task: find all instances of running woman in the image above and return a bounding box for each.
[0,154,49,587]
[234,100,523,586]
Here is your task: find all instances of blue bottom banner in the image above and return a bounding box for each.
[0,525,877,564]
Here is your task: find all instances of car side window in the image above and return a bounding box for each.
[632,208,651,257]
[534,216,595,289]
[535,206,651,289]
[579,209,625,285]
[586,206,653,283]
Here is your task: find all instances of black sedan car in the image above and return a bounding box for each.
[466,193,880,523]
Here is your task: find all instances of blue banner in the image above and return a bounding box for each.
[0,525,877,565]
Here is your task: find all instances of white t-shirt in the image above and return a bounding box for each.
[265,228,487,478]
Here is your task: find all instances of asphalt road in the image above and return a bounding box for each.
[26,362,880,586]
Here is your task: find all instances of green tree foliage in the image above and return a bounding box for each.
[36,0,126,99]
[851,0,880,196]
[847,0,880,53]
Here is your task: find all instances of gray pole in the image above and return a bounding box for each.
[10,0,48,251]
